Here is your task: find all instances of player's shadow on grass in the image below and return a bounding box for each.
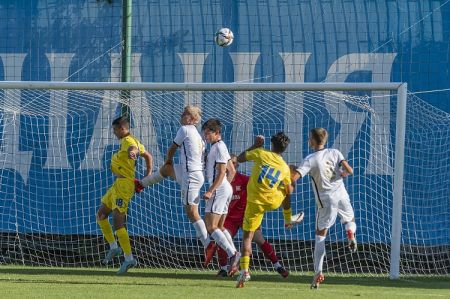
[0,267,449,290]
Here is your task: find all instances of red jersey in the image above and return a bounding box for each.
[226,172,250,223]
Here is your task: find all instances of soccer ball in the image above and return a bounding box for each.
[215,28,234,47]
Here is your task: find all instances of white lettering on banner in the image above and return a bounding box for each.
[230,53,260,157]
[80,53,125,170]
[124,54,162,170]
[280,52,311,165]
[43,53,75,169]
[0,53,32,183]
[325,53,397,175]
[80,53,161,171]
[79,95,118,170]
[0,51,398,177]
[178,53,209,107]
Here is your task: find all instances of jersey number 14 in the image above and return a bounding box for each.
[257,165,281,188]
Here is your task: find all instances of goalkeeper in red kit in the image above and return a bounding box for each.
[215,154,294,278]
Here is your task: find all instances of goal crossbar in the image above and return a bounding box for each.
[0,81,403,91]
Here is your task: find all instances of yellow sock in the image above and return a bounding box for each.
[97,218,115,244]
[283,208,292,223]
[240,255,250,272]
[116,227,132,255]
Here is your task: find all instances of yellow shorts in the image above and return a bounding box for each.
[242,199,283,231]
[101,178,134,213]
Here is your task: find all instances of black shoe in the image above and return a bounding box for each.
[276,266,289,278]
[216,269,228,277]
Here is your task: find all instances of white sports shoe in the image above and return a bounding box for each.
[285,211,305,229]
[236,270,251,288]
[227,252,241,277]
[347,230,358,253]
[117,258,137,275]
[102,247,122,264]
[348,238,357,253]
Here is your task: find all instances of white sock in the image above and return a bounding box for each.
[109,241,118,250]
[273,261,281,269]
[211,229,235,257]
[140,171,164,187]
[345,222,357,237]
[222,229,237,252]
[193,219,210,247]
[221,265,228,271]
[314,235,326,273]
[124,253,134,262]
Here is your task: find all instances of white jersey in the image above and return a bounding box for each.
[173,125,205,172]
[296,148,349,208]
[205,140,231,186]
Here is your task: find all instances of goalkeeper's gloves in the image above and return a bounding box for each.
[134,179,144,193]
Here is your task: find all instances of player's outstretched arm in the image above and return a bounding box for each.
[128,145,139,160]
[237,135,265,163]
[141,150,153,177]
[284,166,304,229]
[226,159,236,183]
[339,160,353,177]
[203,163,227,200]
[289,164,302,183]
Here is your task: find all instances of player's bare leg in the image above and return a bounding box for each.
[159,163,176,179]
[136,163,176,192]
[185,204,202,224]
[186,204,210,253]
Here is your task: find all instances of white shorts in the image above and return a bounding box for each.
[316,196,355,230]
[174,164,204,206]
[205,182,233,215]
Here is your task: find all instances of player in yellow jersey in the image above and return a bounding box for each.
[96,116,153,274]
[235,132,304,287]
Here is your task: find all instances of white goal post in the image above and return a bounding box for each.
[1,81,442,279]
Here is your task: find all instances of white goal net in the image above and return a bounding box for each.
[0,82,448,276]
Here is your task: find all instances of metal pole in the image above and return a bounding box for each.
[389,83,407,280]
[121,0,132,116]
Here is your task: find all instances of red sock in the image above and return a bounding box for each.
[260,241,278,264]
[217,246,228,267]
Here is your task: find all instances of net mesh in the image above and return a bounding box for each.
[0,86,448,275]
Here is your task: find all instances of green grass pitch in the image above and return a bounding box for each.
[0,265,448,298]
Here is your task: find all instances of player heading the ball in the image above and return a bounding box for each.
[135,106,213,262]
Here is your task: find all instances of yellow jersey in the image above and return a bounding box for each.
[110,134,145,179]
[246,148,291,206]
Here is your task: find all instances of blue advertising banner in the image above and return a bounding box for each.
[0,1,448,246]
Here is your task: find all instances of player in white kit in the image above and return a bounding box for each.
[135,106,211,259]
[291,128,357,289]
[201,118,240,275]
